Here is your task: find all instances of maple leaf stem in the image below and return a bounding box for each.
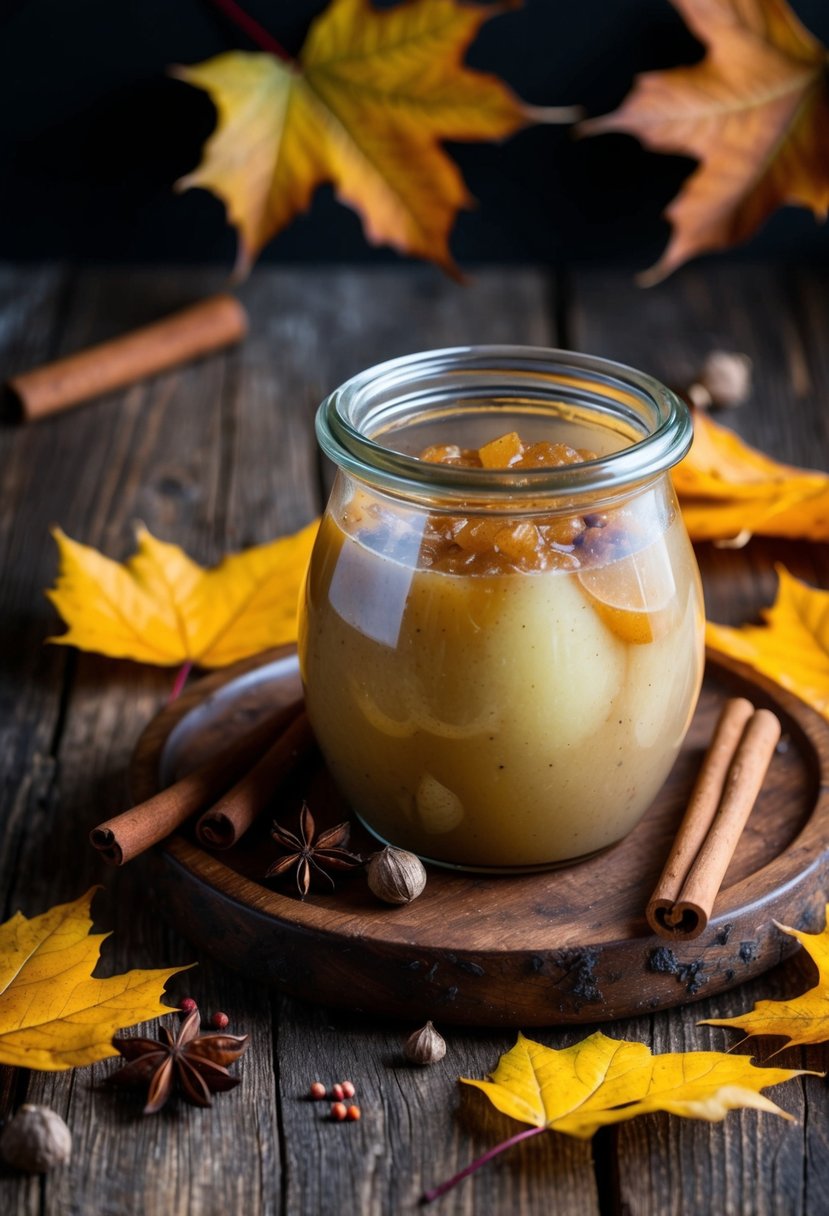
[420,1124,545,1204]
[205,0,292,62]
[168,661,193,703]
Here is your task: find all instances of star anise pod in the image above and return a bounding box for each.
[266,802,363,897]
[109,1006,249,1114]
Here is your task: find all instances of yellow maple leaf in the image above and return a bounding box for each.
[46,520,318,668]
[173,0,570,276]
[583,0,829,283]
[703,905,829,1048]
[702,906,829,1048]
[706,565,829,719]
[0,889,190,1070]
[674,410,829,544]
[424,1031,808,1199]
[461,1031,803,1140]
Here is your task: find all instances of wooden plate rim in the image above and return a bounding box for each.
[130,647,829,951]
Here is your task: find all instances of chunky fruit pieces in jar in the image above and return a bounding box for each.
[300,431,704,868]
[417,433,601,577]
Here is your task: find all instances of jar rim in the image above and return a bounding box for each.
[316,345,691,502]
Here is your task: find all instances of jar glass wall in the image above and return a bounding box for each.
[299,347,704,872]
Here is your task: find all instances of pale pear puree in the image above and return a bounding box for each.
[300,494,704,870]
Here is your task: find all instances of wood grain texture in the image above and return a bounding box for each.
[570,263,829,1216]
[2,262,828,1214]
[0,268,591,1216]
[567,262,829,621]
[0,267,282,1216]
[128,646,829,1026]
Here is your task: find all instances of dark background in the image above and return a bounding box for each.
[2,0,829,270]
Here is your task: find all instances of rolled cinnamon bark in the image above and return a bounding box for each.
[196,711,315,849]
[90,700,301,866]
[8,293,247,421]
[646,699,780,940]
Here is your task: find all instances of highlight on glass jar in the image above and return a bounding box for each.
[299,346,704,872]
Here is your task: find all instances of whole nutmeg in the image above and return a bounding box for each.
[0,1105,71,1173]
[367,846,427,905]
[403,1020,446,1066]
[688,351,753,409]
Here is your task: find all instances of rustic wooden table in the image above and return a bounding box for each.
[1,262,828,1215]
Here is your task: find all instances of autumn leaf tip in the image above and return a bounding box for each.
[444,260,468,286]
[167,63,188,85]
[576,110,623,141]
[635,260,671,289]
[232,240,254,284]
[524,103,584,126]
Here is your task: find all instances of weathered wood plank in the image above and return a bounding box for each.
[9,262,826,1215]
[0,265,74,914]
[233,268,599,1216]
[570,263,829,1216]
[568,262,829,622]
[0,267,602,1216]
[0,267,281,1216]
[274,1002,602,1216]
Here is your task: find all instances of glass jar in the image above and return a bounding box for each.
[299,346,704,872]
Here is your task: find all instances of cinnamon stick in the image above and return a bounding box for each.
[196,711,315,849]
[8,294,247,421]
[646,699,780,940]
[90,700,301,866]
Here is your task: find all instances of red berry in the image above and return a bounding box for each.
[309,1082,326,1101]
[331,1083,345,1101]
[341,1081,356,1099]
[180,998,197,1014]
[211,1011,230,1029]
[330,1102,347,1121]
[346,1105,361,1122]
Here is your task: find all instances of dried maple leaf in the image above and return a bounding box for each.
[703,905,829,1048]
[424,1031,806,1201]
[0,889,190,1071]
[173,0,572,276]
[46,519,318,668]
[583,0,829,283]
[674,410,829,543]
[706,565,829,719]
[463,1031,802,1136]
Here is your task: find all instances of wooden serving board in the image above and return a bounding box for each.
[131,647,829,1027]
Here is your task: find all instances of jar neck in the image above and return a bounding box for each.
[316,346,691,508]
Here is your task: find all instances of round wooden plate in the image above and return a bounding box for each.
[131,648,829,1027]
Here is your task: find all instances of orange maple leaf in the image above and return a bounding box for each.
[583,0,829,283]
[174,0,572,276]
[674,409,829,544]
[706,565,829,720]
